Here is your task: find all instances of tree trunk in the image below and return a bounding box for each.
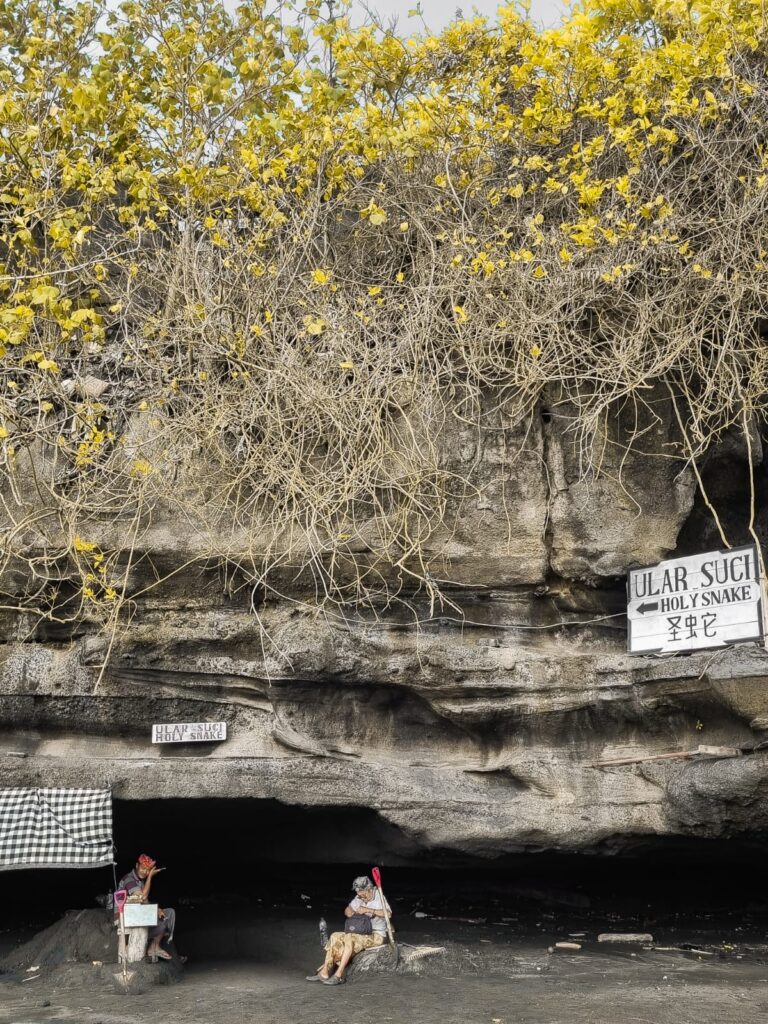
[122,926,148,963]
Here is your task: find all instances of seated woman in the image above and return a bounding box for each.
[307,874,392,986]
[118,854,176,961]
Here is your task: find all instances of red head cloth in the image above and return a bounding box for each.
[137,854,156,869]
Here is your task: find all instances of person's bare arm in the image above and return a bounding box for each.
[141,867,163,903]
[357,905,381,917]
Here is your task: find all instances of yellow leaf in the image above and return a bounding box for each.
[0,425,7,439]
[40,401,54,412]
[188,85,204,110]
[453,305,468,323]
[303,315,326,336]
[311,269,330,285]
[37,359,59,372]
[532,266,548,279]
[69,308,97,326]
[30,285,60,306]
[367,286,382,296]
[138,400,148,410]
[530,344,542,359]
[693,263,712,279]
[338,360,354,369]
[399,221,409,231]
[362,202,388,226]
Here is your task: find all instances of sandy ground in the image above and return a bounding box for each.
[3,959,768,1024]
[2,909,768,1024]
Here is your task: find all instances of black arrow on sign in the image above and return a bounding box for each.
[637,601,660,614]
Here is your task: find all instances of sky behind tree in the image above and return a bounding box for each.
[218,0,569,31]
[360,0,567,29]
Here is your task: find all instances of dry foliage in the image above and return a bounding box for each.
[1,0,767,636]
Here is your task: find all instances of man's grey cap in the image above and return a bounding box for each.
[352,875,373,892]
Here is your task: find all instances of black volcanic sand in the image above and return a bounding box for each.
[2,879,768,1024]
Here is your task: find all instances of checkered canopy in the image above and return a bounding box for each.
[0,787,113,871]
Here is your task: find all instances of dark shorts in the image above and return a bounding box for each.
[149,906,176,941]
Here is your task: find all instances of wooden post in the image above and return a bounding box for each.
[117,921,127,964]
[124,927,149,963]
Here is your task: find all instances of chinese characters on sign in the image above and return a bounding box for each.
[151,722,227,744]
[627,545,765,655]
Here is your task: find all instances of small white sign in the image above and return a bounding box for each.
[151,722,227,744]
[627,544,765,655]
[123,903,159,927]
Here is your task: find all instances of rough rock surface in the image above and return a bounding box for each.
[1,409,767,858]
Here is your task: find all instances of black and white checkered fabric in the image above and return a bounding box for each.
[0,788,114,871]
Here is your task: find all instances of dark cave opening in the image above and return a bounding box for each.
[675,428,768,557]
[1,798,768,962]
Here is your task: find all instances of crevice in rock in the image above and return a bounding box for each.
[674,423,767,557]
[539,400,558,578]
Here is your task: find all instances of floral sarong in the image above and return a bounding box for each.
[323,930,384,971]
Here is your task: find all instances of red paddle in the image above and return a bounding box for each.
[372,866,398,964]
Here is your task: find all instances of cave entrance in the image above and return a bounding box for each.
[109,797,430,963]
[1,798,768,965]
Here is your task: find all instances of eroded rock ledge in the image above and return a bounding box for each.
[2,407,767,858]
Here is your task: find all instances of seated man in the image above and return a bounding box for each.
[307,874,392,986]
[118,854,176,961]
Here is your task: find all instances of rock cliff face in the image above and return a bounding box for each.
[2,403,768,860]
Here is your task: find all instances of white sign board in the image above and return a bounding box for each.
[123,903,159,927]
[627,544,765,655]
[151,722,227,744]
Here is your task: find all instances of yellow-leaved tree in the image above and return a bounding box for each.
[0,0,767,637]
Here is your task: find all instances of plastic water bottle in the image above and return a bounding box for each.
[319,917,328,948]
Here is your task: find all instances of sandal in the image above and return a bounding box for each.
[322,974,346,985]
[306,973,326,982]
[155,949,173,960]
